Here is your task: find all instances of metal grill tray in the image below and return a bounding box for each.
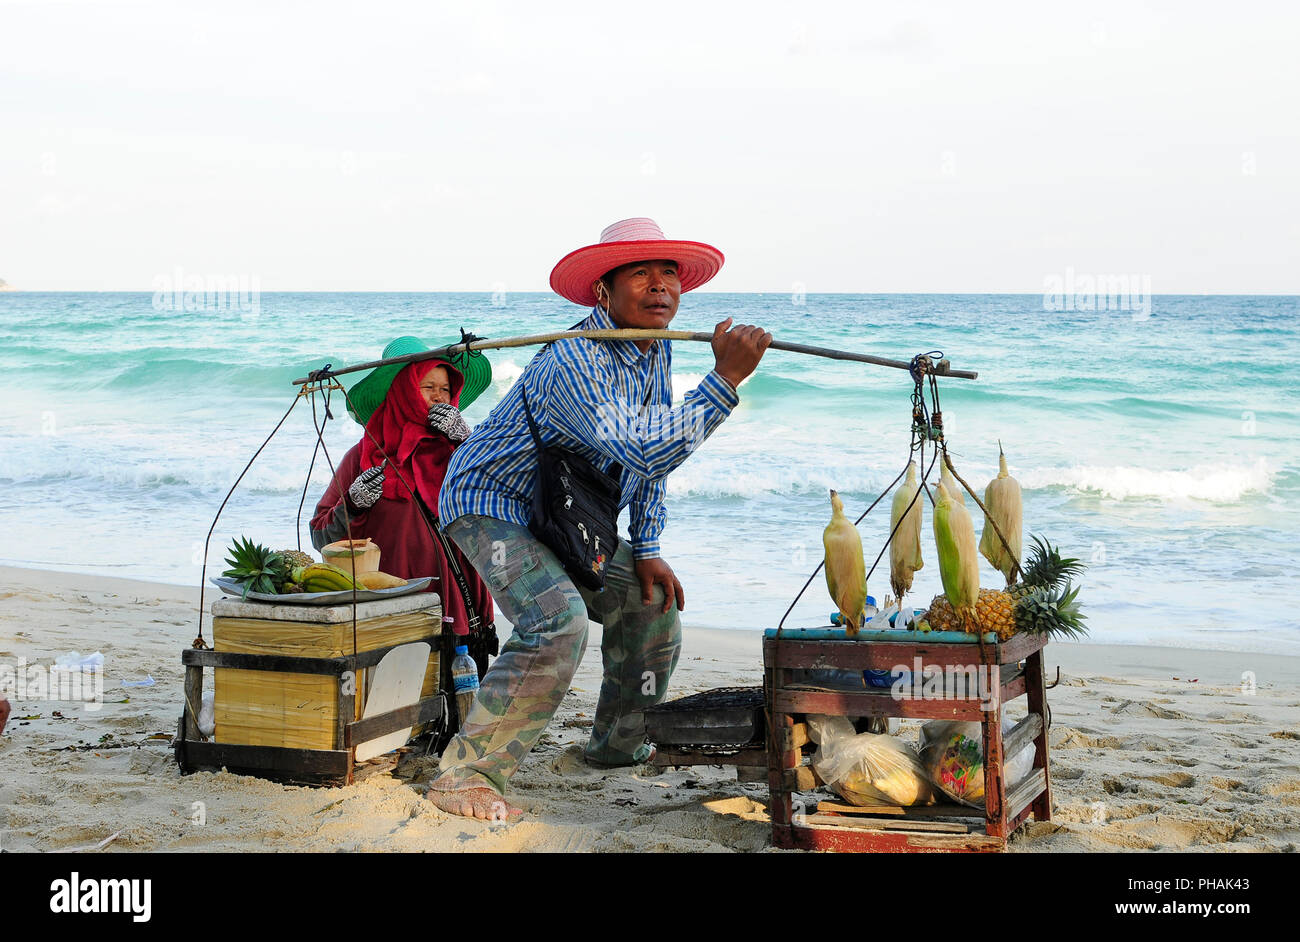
[210,576,434,606]
[644,686,765,748]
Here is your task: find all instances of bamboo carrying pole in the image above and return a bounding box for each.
[290,328,978,385]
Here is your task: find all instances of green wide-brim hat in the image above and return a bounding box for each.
[345,336,492,427]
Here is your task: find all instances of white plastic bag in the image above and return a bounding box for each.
[919,718,1036,807]
[198,690,215,737]
[53,651,104,671]
[807,714,934,807]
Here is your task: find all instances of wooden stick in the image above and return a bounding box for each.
[291,329,978,385]
[1002,712,1043,761]
[183,663,206,743]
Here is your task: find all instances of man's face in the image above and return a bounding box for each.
[597,259,681,330]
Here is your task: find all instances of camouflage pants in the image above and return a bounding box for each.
[431,514,682,796]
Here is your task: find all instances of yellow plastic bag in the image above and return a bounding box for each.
[807,715,934,807]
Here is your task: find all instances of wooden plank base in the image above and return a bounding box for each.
[799,814,970,834]
[176,735,353,786]
[773,822,1004,853]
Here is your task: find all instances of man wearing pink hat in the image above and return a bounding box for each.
[428,218,771,820]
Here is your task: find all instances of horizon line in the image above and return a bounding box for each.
[2,288,1298,298]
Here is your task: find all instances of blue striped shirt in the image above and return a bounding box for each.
[438,305,740,559]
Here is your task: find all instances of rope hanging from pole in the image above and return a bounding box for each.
[203,327,987,650]
[776,351,947,635]
[774,348,1024,636]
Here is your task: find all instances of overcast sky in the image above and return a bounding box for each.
[2,0,1296,292]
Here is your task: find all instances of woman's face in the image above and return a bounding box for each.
[418,365,452,408]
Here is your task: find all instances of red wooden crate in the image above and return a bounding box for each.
[763,629,1052,852]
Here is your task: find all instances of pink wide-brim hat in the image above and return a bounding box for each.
[549,217,724,307]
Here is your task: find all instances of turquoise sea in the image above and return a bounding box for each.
[1,292,1297,653]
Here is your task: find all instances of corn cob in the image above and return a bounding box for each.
[938,459,965,508]
[978,442,1023,584]
[889,461,924,602]
[932,479,980,632]
[823,489,867,636]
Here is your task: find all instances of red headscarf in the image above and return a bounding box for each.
[359,359,464,511]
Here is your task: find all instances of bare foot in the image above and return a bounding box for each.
[425,785,523,822]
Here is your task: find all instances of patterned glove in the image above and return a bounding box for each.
[347,465,385,509]
[427,402,471,443]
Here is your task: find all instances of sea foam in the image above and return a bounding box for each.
[1017,457,1275,502]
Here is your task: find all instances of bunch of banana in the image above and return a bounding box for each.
[978,442,1023,585]
[290,562,358,593]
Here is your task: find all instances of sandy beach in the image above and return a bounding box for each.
[1,564,1297,854]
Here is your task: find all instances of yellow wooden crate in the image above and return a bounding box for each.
[211,593,442,752]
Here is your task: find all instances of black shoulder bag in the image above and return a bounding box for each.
[521,387,624,591]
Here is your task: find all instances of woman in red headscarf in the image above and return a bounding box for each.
[311,357,493,641]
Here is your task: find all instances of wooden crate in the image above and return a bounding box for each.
[175,592,447,786]
[763,627,1052,852]
[212,597,442,749]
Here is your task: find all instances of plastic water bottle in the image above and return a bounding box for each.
[450,645,479,730]
[829,596,878,630]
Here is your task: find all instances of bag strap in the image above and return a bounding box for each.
[414,492,483,636]
[639,343,658,414]
[521,386,546,454]
[521,314,658,480]
[518,315,582,456]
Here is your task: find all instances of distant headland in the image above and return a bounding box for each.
[0,279,14,291]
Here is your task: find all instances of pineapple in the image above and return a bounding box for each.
[276,548,316,571]
[1013,581,1087,640]
[926,588,1015,639]
[923,534,1088,641]
[222,537,290,599]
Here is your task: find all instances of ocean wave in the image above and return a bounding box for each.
[666,461,900,500]
[0,425,355,494]
[0,456,341,494]
[659,455,1279,504]
[671,373,706,401]
[1018,458,1276,502]
[489,359,525,389]
[97,356,337,396]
